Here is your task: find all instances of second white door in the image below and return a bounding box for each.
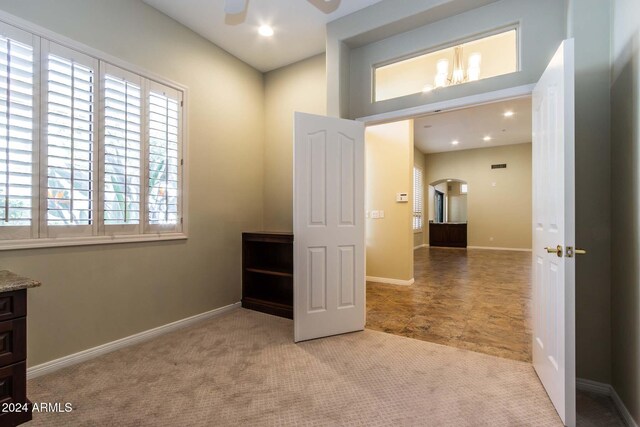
[532,39,576,427]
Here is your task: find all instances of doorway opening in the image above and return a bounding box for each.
[364,96,533,363]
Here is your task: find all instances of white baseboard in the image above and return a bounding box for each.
[366,276,414,286]
[27,302,241,380]
[467,246,532,252]
[576,378,638,427]
[413,244,428,250]
[576,378,613,395]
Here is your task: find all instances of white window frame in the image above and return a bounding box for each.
[0,11,189,251]
[0,22,40,241]
[413,166,423,232]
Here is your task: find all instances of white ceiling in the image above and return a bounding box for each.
[143,0,384,72]
[414,97,532,154]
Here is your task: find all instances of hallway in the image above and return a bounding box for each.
[366,247,532,362]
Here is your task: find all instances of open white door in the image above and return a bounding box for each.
[532,39,576,427]
[293,112,365,342]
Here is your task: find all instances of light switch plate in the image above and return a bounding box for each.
[396,192,409,202]
[370,210,380,219]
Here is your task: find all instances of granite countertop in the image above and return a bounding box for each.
[0,270,42,293]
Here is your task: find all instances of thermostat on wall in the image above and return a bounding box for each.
[396,192,409,202]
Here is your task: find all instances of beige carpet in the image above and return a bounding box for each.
[25,309,563,426]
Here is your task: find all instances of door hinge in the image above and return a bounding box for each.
[180,100,184,107]
[180,159,184,166]
[180,217,183,224]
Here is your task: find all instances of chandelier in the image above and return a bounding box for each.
[424,46,481,92]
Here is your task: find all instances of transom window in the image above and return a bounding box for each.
[375,28,518,102]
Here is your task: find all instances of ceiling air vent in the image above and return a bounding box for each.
[491,164,507,169]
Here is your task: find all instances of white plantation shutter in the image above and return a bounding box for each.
[145,81,181,233]
[0,23,37,240]
[101,63,142,234]
[0,19,187,248]
[42,41,97,237]
[413,166,423,230]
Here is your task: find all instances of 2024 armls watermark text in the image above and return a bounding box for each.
[2,402,73,413]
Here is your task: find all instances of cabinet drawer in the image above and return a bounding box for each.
[0,291,26,323]
[0,319,25,368]
[0,361,31,427]
[0,361,26,405]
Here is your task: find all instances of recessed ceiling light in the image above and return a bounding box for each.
[452,140,459,145]
[503,110,514,117]
[483,136,492,141]
[258,25,274,37]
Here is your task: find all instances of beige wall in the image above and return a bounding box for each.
[365,121,414,281]
[611,0,640,422]
[424,144,531,249]
[0,0,264,366]
[567,0,613,386]
[263,54,326,231]
[413,147,426,248]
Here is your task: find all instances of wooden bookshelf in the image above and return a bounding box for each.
[242,232,293,319]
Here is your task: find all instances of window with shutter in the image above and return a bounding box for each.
[0,23,36,240]
[146,82,181,232]
[101,64,142,233]
[0,17,187,249]
[43,42,97,237]
[413,167,423,231]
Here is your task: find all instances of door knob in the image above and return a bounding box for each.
[566,247,587,257]
[545,245,563,257]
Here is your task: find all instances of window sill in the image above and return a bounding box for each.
[0,233,188,251]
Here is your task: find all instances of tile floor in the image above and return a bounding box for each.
[367,247,628,425]
[366,247,532,362]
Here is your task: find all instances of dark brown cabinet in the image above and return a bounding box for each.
[429,222,468,248]
[242,232,293,319]
[0,290,31,427]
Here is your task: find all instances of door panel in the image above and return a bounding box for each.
[294,112,365,342]
[532,39,576,427]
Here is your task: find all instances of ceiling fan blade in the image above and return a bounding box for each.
[225,0,247,15]
[307,0,341,14]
